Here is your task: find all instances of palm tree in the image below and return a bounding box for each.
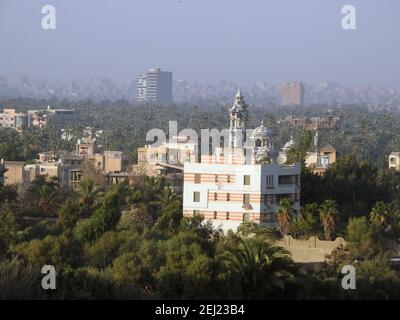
[319,200,339,240]
[156,187,180,209]
[276,198,294,236]
[35,184,59,216]
[79,178,101,216]
[223,238,296,299]
[369,201,391,226]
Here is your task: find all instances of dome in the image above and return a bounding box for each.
[253,121,273,138]
[283,136,296,150]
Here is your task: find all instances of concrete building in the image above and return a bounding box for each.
[281,81,305,106]
[1,135,126,191]
[137,135,198,166]
[137,67,173,106]
[389,152,400,171]
[27,106,75,128]
[0,109,28,131]
[183,90,301,231]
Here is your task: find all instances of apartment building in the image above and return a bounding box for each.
[183,91,301,231]
[0,109,28,131]
[137,67,173,106]
[281,81,305,106]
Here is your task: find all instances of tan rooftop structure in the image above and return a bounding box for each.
[389,152,400,171]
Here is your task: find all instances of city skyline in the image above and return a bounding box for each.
[0,0,399,88]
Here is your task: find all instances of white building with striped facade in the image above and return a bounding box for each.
[183,90,301,231]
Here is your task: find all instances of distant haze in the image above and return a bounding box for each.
[0,0,399,87]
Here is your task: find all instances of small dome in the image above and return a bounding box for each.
[283,136,296,150]
[253,121,273,138]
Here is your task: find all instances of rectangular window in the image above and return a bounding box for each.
[243,213,250,222]
[227,175,231,183]
[244,175,251,186]
[227,193,230,201]
[226,212,230,220]
[278,175,294,185]
[215,174,219,183]
[193,210,200,216]
[214,193,217,201]
[243,194,250,205]
[194,173,201,184]
[193,191,200,202]
[214,211,218,219]
[266,175,274,186]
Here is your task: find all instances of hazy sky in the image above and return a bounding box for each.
[0,0,399,87]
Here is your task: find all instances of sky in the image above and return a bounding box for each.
[0,0,399,87]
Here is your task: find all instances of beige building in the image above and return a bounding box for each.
[305,144,337,176]
[0,109,28,131]
[3,161,27,192]
[281,81,304,106]
[137,136,197,166]
[1,135,125,191]
[389,152,400,171]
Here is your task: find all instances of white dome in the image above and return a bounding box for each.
[253,122,273,138]
[283,136,296,150]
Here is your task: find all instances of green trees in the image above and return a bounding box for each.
[222,238,296,299]
[319,200,339,240]
[276,198,295,236]
[79,178,101,217]
[75,186,124,243]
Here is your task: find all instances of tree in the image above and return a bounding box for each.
[319,200,339,240]
[35,184,60,216]
[222,238,296,299]
[276,198,294,236]
[369,201,392,227]
[79,178,101,216]
[56,199,82,232]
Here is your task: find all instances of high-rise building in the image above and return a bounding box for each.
[137,67,173,106]
[281,81,305,106]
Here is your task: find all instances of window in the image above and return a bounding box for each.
[266,175,274,186]
[193,192,200,202]
[193,210,200,216]
[227,175,231,183]
[194,173,201,184]
[215,175,219,183]
[244,175,251,186]
[40,167,45,173]
[227,193,230,201]
[243,213,250,222]
[278,175,294,185]
[226,212,230,220]
[214,211,218,219]
[243,194,250,204]
[214,193,217,201]
[390,158,397,164]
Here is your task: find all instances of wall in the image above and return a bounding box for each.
[276,235,346,263]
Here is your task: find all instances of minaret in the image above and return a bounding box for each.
[228,89,249,148]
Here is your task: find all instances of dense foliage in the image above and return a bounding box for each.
[1,99,400,299]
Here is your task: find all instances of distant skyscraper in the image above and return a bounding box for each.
[281,81,304,106]
[137,67,173,106]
